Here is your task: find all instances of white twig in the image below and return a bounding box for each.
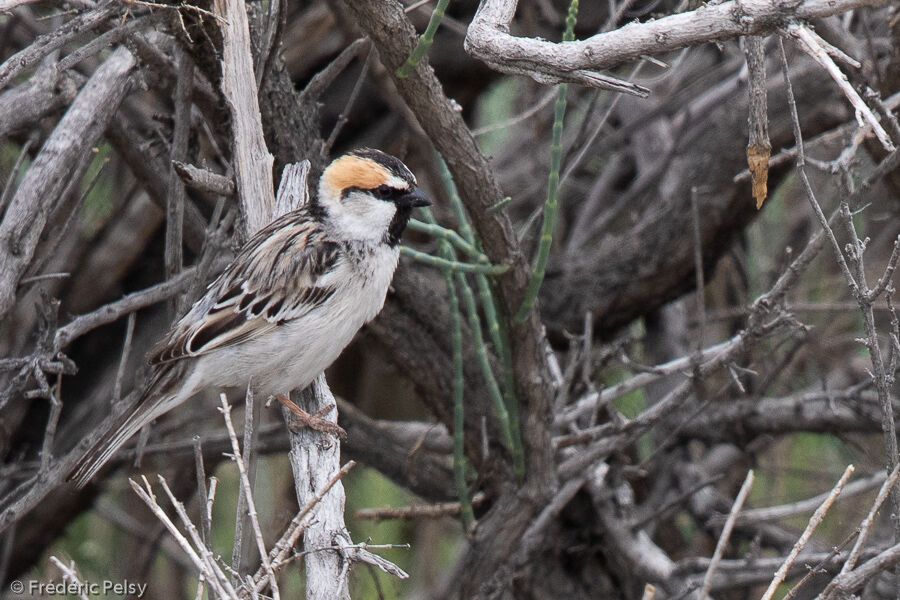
[220,396,280,600]
[759,465,854,600]
[786,24,895,153]
[129,477,238,599]
[48,557,91,600]
[212,0,276,236]
[248,460,358,596]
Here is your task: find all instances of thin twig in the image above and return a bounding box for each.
[866,234,900,302]
[192,436,211,547]
[785,24,895,153]
[55,268,199,349]
[700,470,754,599]
[129,476,237,598]
[247,461,357,596]
[354,493,486,520]
[219,396,279,600]
[399,246,508,274]
[323,41,372,156]
[113,312,136,404]
[48,557,91,600]
[707,470,887,526]
[820,463,900,597]
[759,464,854,600]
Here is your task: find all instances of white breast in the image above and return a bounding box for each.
[187,244,400,398]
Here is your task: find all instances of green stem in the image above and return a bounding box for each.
[455,270,517,459]
[496,309,525,479]
[400,246,508,275]
[407,219,486,262]
[514,0,579,323]
[436,155,525,478]
[419,206,475,529]
[445,253,474,530]
[396,0,451,78]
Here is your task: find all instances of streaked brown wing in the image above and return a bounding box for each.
[148,208,342,365]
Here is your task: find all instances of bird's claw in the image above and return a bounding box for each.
[274,393,347,438]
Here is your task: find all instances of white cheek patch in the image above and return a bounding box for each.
[333,190,397,241]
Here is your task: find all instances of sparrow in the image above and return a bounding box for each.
[69,148,429,486]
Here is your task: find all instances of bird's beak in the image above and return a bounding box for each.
[403,187,431,208]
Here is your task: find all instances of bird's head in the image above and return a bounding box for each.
[318,148,430,246]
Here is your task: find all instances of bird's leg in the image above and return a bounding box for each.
[274,393,347,438]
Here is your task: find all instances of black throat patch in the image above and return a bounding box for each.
[386,204,414,247]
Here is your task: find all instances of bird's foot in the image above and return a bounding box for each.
[274,393,347,438]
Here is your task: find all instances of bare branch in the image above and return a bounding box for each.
[213,0,275,237]
[0,46,136,319]
[0,3,116,91]
[465,0,894,87]
[173,161,236,196]
[785,23,894,152]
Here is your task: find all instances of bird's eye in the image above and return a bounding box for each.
[373,185,394,199]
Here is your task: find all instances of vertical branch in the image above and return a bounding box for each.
[779,38,900,540]
[165,43,192,314]
[220,397,279,600]
[232,386,260,581]
[743,35,771,209]
[213,0,275,237]
[284,376,350,600]
[213,0,353,591]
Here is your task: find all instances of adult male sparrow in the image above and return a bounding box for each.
[70,148,429,486]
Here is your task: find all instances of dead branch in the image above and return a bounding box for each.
[465,0,895,87]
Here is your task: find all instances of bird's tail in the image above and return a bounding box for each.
[68,369,182,488]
